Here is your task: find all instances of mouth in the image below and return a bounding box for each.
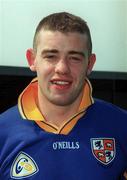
[50,79,72,90]
[51,81,70,85]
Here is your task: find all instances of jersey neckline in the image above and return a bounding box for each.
[18,77,94,134]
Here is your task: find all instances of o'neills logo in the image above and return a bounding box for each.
[53,141,80,150]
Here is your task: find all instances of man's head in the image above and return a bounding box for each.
[33,12,92,57]
[26,12,96,107]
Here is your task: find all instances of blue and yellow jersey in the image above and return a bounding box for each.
[0,78,127,179]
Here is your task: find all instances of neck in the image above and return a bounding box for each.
[37,91,83,128]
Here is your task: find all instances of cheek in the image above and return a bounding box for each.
[37,63,54,79]
[81,63,89,77]
[73,65,87,78]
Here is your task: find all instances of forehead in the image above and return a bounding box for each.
[36,30,88,51]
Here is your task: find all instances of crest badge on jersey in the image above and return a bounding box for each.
[10,151,39,179]
[91,138,115,165]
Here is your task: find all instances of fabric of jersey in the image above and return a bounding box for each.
[0,78,127,180]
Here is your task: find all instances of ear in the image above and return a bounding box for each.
[26,49,36,71]
[87,53,96,76]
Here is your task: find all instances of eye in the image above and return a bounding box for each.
[44,54,57,60]
[45,55,54,58]
[69,56,82,62]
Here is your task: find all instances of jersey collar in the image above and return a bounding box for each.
[18,77,94,134]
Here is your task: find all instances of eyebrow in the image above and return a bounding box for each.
[41,49,58,55]
[68,51,86,58]
[41,49,87,57]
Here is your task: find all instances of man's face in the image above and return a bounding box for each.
[29,30,95,106]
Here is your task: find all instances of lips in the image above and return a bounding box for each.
[50,79,72,90]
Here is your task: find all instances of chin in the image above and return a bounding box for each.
[49,97,76,106]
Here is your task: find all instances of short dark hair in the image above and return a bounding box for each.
[33,12,92,57]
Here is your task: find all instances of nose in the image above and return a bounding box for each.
[55,58,70,75]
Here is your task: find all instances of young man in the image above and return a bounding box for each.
[0,12,127,179]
